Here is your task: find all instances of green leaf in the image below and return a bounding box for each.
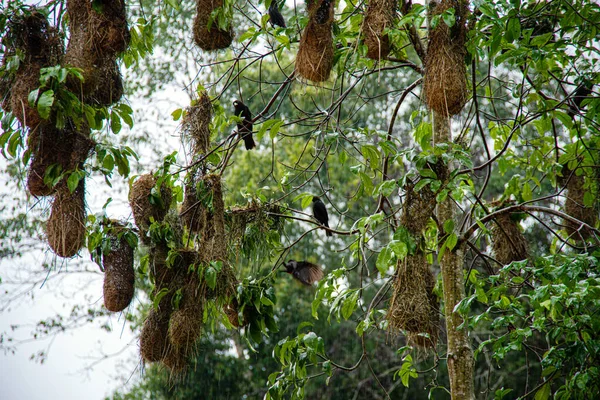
[341,291,359,320]
[67,172,81,193]
[205,266,217,289]
[36,90,55,119]
[269,120,284,139]
[376,246,393,276]
[534,383,550,400]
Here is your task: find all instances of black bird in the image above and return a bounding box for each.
[233,100,256,150]
[282,260,324,285]
[268,1,286,28]
[312,196,332,236]
[567,82,594,119]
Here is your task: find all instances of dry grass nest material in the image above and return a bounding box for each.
[227,202,284,245]
[197,174,227,261]
[182,91,212,155]
[400,182,437,236]
[168,279,204,349]
[129,174,173,236]
[181,177,207,234]
[491,213,528,266]
[102,223,135,312]
[2,11,63,129]
[362,0,396,60]
[387,252,439,348]
[193,0,233,51]
[140,308,171,363]
[423,0,469,117]
[296,0,335,82]
[47,180,87,258]
[564,173,597,239]
[26,123,95,197]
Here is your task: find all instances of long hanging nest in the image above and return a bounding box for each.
[63,0,129,104]
[46,180,87,258]
[168,272,204,350]
[564,170,597,239]
[129,174,173,239]
[193,0,233,51]
[387,252,439,348]
[182,91,212,155]
[295,0,335,82]
[362,0,396,60]
[26,122,95,196]
[140,307,171,363]
[1,9,64,129]
[423,0,469,116]
[180,171,207,234]
[491,213,528,265]
[400,181,437,236]
[102,222,135,312]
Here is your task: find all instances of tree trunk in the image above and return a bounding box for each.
[433,113,475,399]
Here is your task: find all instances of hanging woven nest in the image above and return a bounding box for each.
[140,308,171,363]
[193,0,233,51]
[182,91,212,155]
[46,180,87,258]
[102,222,135,312]
[564,171,597,239]
[490,213,528,265]
[423,0,469,116]
[400,181,437,236]
[129,174,173,239]
[362,0,396,60]
[295,0,335,82]
[387,252,439,348]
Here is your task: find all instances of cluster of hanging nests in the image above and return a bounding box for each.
[0,3,128,258]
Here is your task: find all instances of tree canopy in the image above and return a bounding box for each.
[1,0,600,399]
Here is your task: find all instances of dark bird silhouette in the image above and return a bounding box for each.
[268,1,286,28]
[568,82,594,118]
[282,260,324,285]
[233,100,256,150]
[312,196,332,236]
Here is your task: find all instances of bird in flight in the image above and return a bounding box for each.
[312,196,332,236]
[233,100,256,150]
[282,260,324,285]
[268,1,286,28]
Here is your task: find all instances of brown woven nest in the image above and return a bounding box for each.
[182,91,212,155]
[362,0,396,60]
[168,278,204,349]
[180,170,207,234]
[564,172,597,239]
[140,308,171,363]
[162,343,188,373]
[295,0,335,82]
[387,252,439,348]
[26,123,95,197]
[46,180,87,258]
[1,11,64,129]
[193,0,233,51]
[196,174,227,261]
[102,223,135,312]
[400,182,437,236]
[491,213,528,266]
[423,0,469,116]
[129,174,173,237]
[64,0,129,101]
[226,202,284,248]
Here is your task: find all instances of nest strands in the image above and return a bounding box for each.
[387,252,439,348]
[129,174,173,239]
[193,0,233,51]
[295,0,335,82]
[102,223,135,312]
[362,0,396,60]
[46,180,87,258]
[182,91,212,155]
[400,182,437,236]
[564,172,597,239]
[491,213,528,266]
[423,0,469,116]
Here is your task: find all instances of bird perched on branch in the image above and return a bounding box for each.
[233,100,255,150]
[312,196,332,236]
[268,1,286,28]
[282,260,324,285]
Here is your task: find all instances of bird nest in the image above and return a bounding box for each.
[295,0,335,82]
[102,222,135,312]
[400,182,437,236]
[491,213,528,266]
[46,180,87,258]
[193,0,233,51]
[564,171,597,239]
[362,0,396,60]
[226,201,284,247]
[423,0,469,116]
[140,307,171,363]
[387,252,439,348]
[129,174,173,239]
[182,91,212,155]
